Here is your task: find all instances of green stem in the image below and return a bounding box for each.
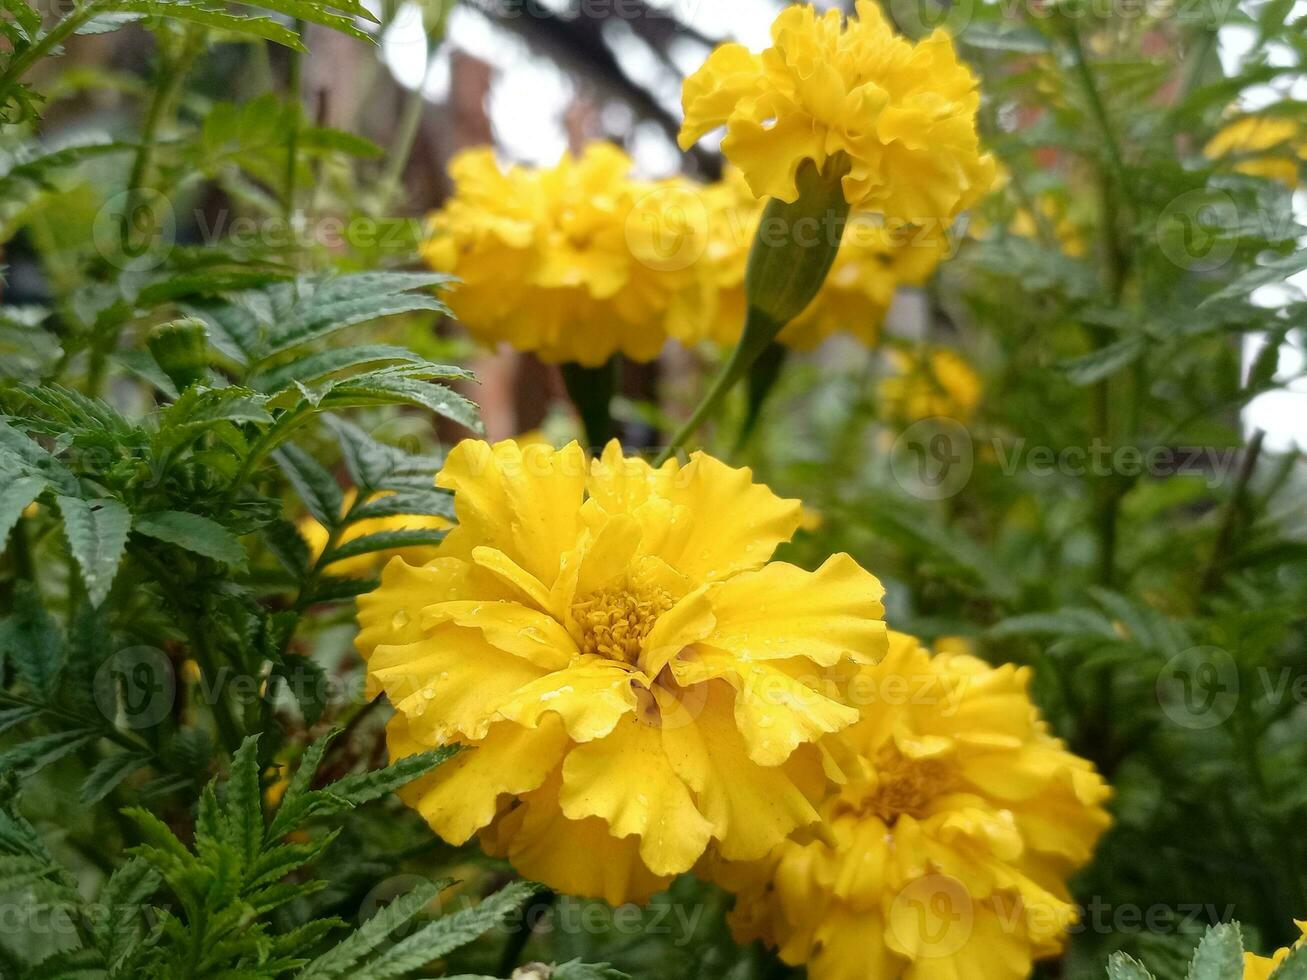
[733,341,789,455]
[657,307,780,465]
[0,1,102,110]
[120,30,202,254]
[560,358,618,449]
[1062,18,1134,211]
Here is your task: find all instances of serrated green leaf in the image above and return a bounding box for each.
[321,371,481,432]
[80,751,151,804]
[0,704,41,735]
[222,735,265,866]
[0,581,63,697]
[275,444,344,527]
[1107,951,1158,980]
[326,746,460,806]
[349,488,453,521]
[1188,923,1245,980]
[56,496,131,608]
[133,510,247,567]
[324,415,443,492]
[295,880,447,980]
[252,345,434,392]
[325,527,447,563]
[0,728,98,778]
[0,475,45,550]
[352,881,543,979]
[108,0,306,48]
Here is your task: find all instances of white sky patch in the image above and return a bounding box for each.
[1219,8,1307,451]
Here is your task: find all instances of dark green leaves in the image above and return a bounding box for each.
[56,495,132,607]
[133,510,247,566]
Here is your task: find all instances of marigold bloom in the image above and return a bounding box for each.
[421,145,705,366]
[357,439,888,904]
[299,490,448,578]
[1246,921,1307,980]
[716,632,1112,980]
[1205,115,1306,188]
[674,170,947,350]
[878,347,981,423]
[678,1,994,222]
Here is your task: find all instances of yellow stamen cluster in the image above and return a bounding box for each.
[572,585,674,664]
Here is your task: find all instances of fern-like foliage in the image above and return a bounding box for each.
[0,731,561,978]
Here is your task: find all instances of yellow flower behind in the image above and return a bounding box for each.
[679,1,994,222]
[421,144,705,366]
[878,347,981,424]
[1245,921,1307,980]
[357,439,889,904]
[298,489,448,579]
[716,632,1112,980]
[673,169,948,350]
[1205,115,1306,188]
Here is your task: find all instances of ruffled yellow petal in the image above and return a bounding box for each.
[436,439,587,585]
[391,713,568,844]
[659,682,821,861]
[560,713,714,876]
[495,658,640,742]
[485,769,674,905]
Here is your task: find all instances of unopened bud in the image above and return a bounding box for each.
[147,317,209,392]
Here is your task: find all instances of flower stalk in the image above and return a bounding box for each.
[657,157,851,464]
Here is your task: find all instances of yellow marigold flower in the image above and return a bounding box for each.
[1246,921,1307,980]
[1205,115,1306,188]
[299,489,448,579]
[878,347,981,423]
[421,144,703,366]
[678,1,994,222]
[675,170,947,350]
[356,439,889,904]
[715,632,1112,980]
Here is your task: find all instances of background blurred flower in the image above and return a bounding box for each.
[878,347,982,424]
[678,1,994,222]
[715,632,1112,980]
[421,145,705,366]
[357,438,888,904]
[1205,114,1307,188]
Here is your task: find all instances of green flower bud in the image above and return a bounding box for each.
[147,317,210,392]
[656,155,853,464]
[743,154,852,329]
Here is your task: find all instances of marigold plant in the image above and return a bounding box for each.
[357,438,889,904]
[421,144,704,366]
[678,0,994,221]
[716,632,1112,980]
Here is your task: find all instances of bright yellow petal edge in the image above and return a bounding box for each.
[356,438,889,904]
[710,631,1114,980]
[1245,921,1307,980]
[679,1,995,223]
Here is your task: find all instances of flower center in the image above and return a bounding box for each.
[845,742,955,825]
[571,584,673,665]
